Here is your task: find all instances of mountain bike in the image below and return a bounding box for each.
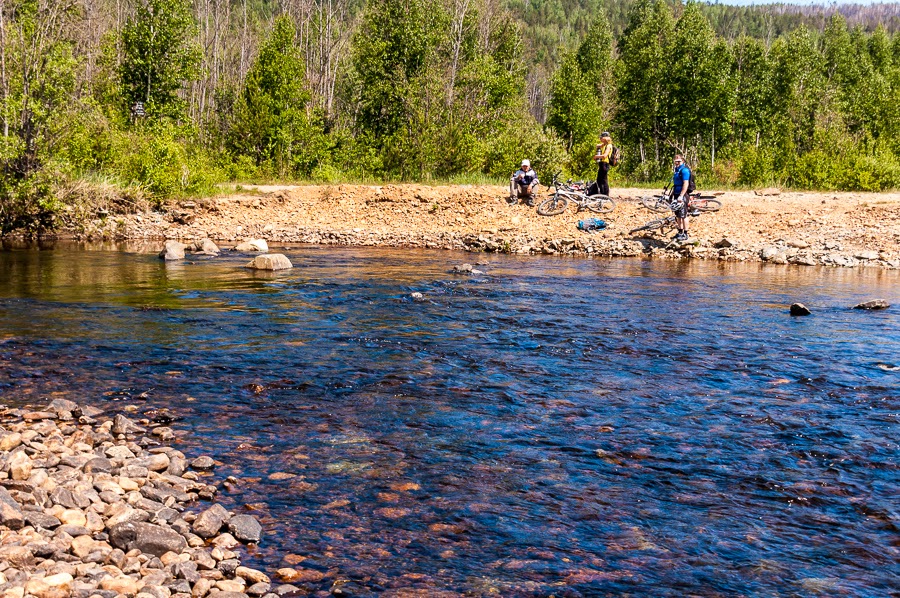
[629,214,677,235]
[639,186,721,213]
[536,173,616,216]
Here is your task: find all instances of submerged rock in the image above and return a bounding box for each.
[853,299,890,310]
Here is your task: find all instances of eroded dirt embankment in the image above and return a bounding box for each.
[84,184,900,268]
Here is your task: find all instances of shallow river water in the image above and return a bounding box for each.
[0,243,898,596]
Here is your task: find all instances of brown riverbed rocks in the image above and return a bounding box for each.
[74,184,900,269]
[0,400,293,598]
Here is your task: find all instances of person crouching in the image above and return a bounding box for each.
[510,159,539,206]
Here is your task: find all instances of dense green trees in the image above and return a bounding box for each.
[2,0,900,236]
[119,0,201,119]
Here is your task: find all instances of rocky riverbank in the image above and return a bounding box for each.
[79,184,900,269]
[0,400,311,598]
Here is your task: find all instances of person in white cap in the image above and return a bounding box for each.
[510,159,540,206]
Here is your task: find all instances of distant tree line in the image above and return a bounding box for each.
[1,0,900,235]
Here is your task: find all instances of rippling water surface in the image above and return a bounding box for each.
[0,243,898,596]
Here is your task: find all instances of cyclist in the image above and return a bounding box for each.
[591,132,613,196]
[510,159,540,206]
[670,154,693,242]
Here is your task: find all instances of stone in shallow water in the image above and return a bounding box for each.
[228,515,263,543]
[789,303,811,316]
[158,241,186,261]
[235,239,268,252]
[191,456,215,470]
[245,254,292,271]
[853,299,890,310]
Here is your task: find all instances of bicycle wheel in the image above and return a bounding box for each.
[585,195,616,214]
[691,198,721,212]
[537,194,568,216]
[640,196,669,213]
[629,218,669,234]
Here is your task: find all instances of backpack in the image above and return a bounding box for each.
[609,145,622,167]
[687,170,696,194]
[577,218,607,231]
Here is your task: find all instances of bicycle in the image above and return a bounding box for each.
[639,185,721,214]
[536,173,616,216]
[629,214,678,235]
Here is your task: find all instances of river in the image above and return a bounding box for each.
[0,243,897,596]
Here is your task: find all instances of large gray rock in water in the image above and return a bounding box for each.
[200,238,221,255]
[234,239,268,252]
[228,514,263,543]
[108,521,187,556]
[245,254,293,271]
[158,240,186,261]
[192,504,231,538]
[853,299,890,310]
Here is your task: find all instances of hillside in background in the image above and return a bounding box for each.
[513,0,900,98]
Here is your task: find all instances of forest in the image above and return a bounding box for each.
[2,0,900,234]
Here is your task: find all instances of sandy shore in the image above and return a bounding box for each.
[93,184,900,269]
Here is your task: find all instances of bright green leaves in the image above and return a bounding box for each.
[546,12,614,176]
[229,16,317,177]
[119,0,201,120]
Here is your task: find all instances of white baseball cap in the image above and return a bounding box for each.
[521,159,530,167]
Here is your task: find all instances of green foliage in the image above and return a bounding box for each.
[546,11,614,174]
[119,0,202,119]
[8,0,900,238]
[228,16,325,177]
[0,0,78,236]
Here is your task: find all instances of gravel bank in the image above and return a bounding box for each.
[79,184,900,269]
[0,400,309,598]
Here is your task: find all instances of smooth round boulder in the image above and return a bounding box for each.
[234,239,268,252]
[158,240,186,261]
[246,254,293,271]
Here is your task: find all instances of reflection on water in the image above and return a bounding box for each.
[1,243,898,596]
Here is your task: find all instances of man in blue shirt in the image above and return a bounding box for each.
[510,159,540,206]
[670,154,692,241]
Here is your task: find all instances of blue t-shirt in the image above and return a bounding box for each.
[672,165,691,196]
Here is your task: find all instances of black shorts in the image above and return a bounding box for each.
[670,195,688,219]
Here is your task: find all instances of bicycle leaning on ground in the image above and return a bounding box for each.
[536,173,616,216]
[639,185,721,214]
[629,191,722,236]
